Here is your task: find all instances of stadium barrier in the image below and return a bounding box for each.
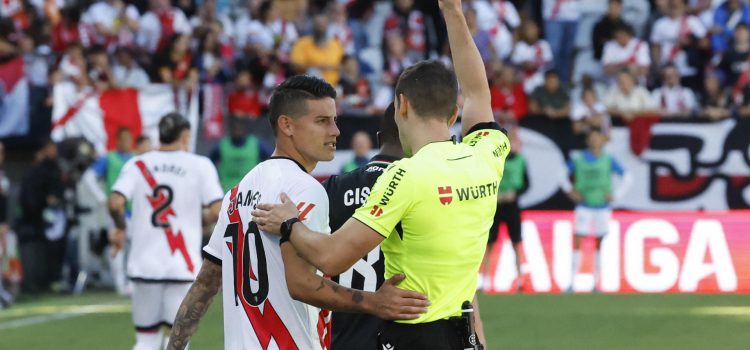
[484,210,750,294]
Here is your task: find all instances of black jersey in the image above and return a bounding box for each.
[322,154,398,350]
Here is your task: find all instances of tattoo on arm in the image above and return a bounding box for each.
[167,260,222,350]
[109,206,126,230]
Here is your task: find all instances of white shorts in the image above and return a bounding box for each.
[574,206,612,237]
[131,282,191,332]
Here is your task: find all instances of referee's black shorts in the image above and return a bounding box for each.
[377,320,464,350]
[489,201,522,244]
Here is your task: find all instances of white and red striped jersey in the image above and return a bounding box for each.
[203,157,332,350]
[112,150,223,282]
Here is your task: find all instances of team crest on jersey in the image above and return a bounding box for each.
[438,186,453,205]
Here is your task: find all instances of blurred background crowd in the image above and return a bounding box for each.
[2,0,750,300]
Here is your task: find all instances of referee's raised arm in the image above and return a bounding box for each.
[440,0,495,136]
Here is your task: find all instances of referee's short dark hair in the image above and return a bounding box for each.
[268,75,337,135]
[395,60,458,120]
[158,112,190,144]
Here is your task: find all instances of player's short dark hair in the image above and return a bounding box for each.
[267,75,337,134]
[136,135,150,145]
[395,60,458,120]
[379,102,400,146]
[158,113,190,144]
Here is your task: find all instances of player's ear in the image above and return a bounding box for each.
[279,115,294,137]
[447,105,459,127]
[397,94,409,121]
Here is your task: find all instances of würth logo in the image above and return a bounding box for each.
[370,205,384,217]
[438,186,453,205]
[296,202,316,221]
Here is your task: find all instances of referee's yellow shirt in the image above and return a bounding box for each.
[352,125,510,323]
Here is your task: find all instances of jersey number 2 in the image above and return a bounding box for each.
[150,185,174,228]
[225,221,269,306]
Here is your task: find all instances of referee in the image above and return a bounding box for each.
[253,0,510,348]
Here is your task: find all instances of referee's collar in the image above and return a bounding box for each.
[368,154,401,165]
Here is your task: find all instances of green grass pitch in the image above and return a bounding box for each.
[1,292,748,349]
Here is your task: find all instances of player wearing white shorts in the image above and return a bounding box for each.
[109,113,223,350]
[167,76,428,350]
[562,128,631,292]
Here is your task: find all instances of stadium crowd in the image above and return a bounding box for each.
[1,0,750,299]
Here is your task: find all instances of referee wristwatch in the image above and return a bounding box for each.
[279,217,301,244]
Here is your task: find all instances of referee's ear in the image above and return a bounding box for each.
[447,105,458,127]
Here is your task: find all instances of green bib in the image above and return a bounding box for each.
[106,152,130,194]
[499,153,526,193]
[573,152,612,206]
[219,136,260,191]
[342,159,359,173]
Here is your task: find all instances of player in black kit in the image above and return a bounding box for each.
[322,103,403,349]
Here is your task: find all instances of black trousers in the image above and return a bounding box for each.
[377,320,463,350]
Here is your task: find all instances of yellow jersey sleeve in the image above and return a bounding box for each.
[352,162,413,238]
[462,122,511,161]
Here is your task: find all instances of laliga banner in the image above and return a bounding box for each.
[484,211,750,294]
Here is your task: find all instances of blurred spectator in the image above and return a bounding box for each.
[472,0,519,61]
[529,70,570,120]
[719,23,750,88]
[112,47,150,89]
[711,0,750,53]
[17,140,64,294]
[593,0,629,60]
[56,44,90,90]
[371,71,397,117]
[490,64,528,125]
[135,135,153,154]
[328,2,355,54]
[465,7,495,63]
[338,55,373,116]
[261,56,287,93]
[511,20,553,94]
[473,0,521,35]
[87,45,115,91]
[602,24,650,81]
[604,70,658,122]
[210,117,271,191]
[21,22,54,88]
[383,0,428,62]
[290,12,344,85]
[81,0,140,50]
[699,73,732,120]
[195,29,227,84]
[650,0,708,88]
[87,128,133,201]
[383,34,414,79]
[228,69,263,119]
[136,0,191,54]
[572,89,611,136]
[235,0,298,58]
[341,131,372,173]
[152,34,198,89]
[542,0,580,83]
[343,0,375,53]
[51,6,92,53]
[652,64,697,118]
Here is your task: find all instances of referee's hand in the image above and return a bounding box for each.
[371,274,431,320]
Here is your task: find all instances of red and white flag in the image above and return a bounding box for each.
[0,57,29,138]
[201,83,224,140]
[51,83,199,154]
